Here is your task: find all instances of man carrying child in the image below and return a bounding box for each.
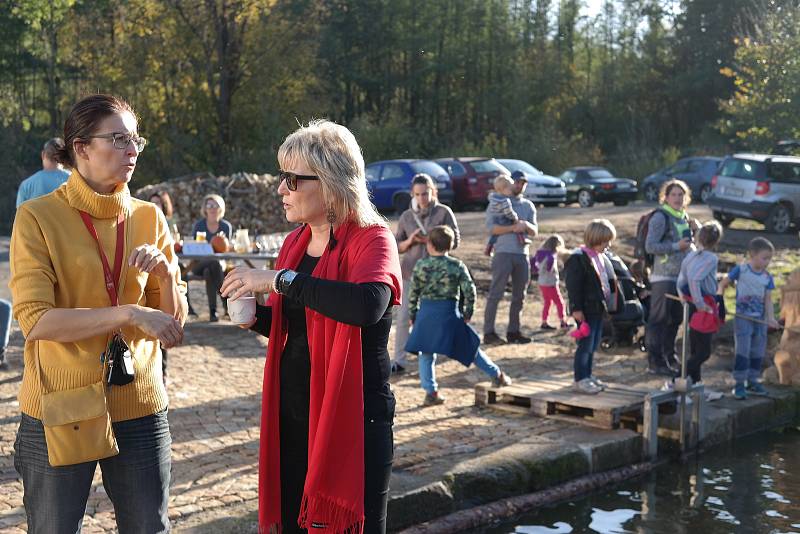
[483,171,538,345]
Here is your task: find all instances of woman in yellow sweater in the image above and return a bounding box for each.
[10,94,187,532]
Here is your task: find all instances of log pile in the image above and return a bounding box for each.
[134,172,297,237]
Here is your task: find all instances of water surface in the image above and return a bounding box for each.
[483,429,800,533]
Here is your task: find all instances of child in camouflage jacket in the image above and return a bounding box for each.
[406,225,512,405]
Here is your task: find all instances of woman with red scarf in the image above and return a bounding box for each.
[221,120,402,534]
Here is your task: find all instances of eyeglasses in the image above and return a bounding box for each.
[279,171,319,191]
[85,132,147,152]
[205,203,220,209]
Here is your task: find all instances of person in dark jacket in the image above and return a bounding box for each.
[565,219,618,394]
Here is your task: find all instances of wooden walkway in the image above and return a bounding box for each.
[475,377,650,429]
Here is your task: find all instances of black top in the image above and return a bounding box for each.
[250,254,396,419]
[564,251,618,319]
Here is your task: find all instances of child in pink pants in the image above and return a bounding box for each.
[531,235,569,330]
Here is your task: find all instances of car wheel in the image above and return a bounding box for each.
[392,193,411,215]
[577,190,594,208]
[644,184,659,202]
[699,184,712,204]
[613,200,629,206]
[765,204,793,233]
[713,211,734,227]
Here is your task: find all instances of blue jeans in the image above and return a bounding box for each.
[14,410,172,533]
[0,298,11,354]
[574,317,604,381]
[419,349,500,394]
[733,317,768,384]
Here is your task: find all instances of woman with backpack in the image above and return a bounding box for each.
[643,179,696,376]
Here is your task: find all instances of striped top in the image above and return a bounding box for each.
[677,249,719,309]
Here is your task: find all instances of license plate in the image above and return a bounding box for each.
[617,183,629,189]
[724,186,744,197]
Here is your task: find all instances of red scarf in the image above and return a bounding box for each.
[259,221,402,533]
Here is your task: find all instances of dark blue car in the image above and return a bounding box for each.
[365,159,454,213]
[641,156,722,203]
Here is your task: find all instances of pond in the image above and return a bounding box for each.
[482,429,800,533]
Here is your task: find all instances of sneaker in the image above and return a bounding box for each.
[649,365,678,377]
[506,332,532,344]
[733,382,747,400]
[560,321,571,329]
[423,391,446,406]
[483,332,506,345]
[188,306,199,318]
[573,378,602,395]
[660,380,675,392]
[209,311,219,323]
[391,362,406,375]
[493,372,513,387]
[540,323,556,331]
[747,382,769,396]
[589,376,607,390]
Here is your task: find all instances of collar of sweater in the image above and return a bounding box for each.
[661,203,687,220]
[65,170,130,219]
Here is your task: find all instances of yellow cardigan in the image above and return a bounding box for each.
[10,171,186,422]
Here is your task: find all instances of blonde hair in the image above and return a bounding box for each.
[584,218,617,248]
[277,119,386,228]
[494,174,514,195]
[201,193,226,219]
[659,179,692,207]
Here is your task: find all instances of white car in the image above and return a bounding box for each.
[497,158,567,206]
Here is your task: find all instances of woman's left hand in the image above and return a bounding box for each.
[129,245,174,280]
[221,266,278,300]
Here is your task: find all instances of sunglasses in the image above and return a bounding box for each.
[279,171,319,191]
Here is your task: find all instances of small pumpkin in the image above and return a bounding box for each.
[210,233,230,253]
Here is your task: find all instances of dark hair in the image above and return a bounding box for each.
[149,190,174,218]
[748,236,775,255]
[540,234,564,252]
[412,173,435,188]
[697,221,723,249]
[53,94,136,167]
[42,137,65,162]
[428,225,455,252]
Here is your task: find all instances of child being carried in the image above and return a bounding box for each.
[485,174,530,256]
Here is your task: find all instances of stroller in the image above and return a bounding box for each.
[601,251,647,352]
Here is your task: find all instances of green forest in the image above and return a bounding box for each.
[2,0,799,232]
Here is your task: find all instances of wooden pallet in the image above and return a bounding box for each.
[475,377,649,429]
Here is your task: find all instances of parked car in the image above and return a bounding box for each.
[497,159,567,206]
[365,159,454,213]
[641,156,722,204]
[435,157,508,209]
[708,153,800,233]
[559,167,638,207]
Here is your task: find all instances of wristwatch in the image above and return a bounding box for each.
[276,269,298,295]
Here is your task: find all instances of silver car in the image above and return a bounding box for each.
[708,153,800,233]
[497,158,567,206]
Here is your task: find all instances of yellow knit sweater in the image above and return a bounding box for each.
[10,171,186,422]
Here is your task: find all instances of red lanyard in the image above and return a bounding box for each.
[78,211,125,306]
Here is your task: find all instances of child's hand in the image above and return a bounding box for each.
[572,310,585,323]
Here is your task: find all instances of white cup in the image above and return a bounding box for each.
[227,295,256,324]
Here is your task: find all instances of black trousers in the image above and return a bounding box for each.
[280,416,394,534]
[646,281,683,368]
[686,303,713,383]
[190,260,225,314]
